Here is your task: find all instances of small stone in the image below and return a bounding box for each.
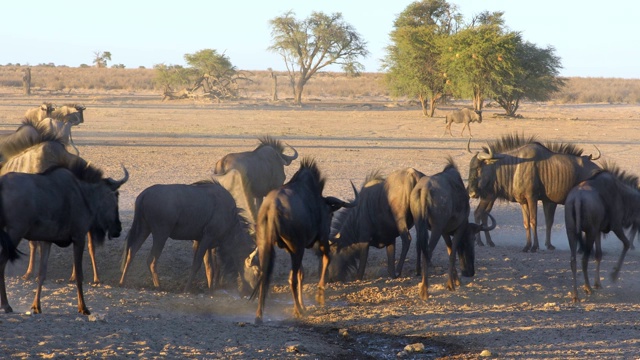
[480,349,492,357]
[404,343,425,353]
[338,328,349,337]
[25,311,32,316]
[285,341,303,353]
[397,350,408,357]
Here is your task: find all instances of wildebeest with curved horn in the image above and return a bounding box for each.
[410,158,496,300]
[564,163,640,302]
[329,167,424,281]
[252,157,353,323]
[0,161,128,315]
[0,116,99,283]
[444,108,482,137]
[119,180,260,295]
[467,133,601,252]
[213,136,298,221]
[23,103,56,122]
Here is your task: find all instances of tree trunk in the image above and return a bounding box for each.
[22,67,31,96]
[294,78,306,105]
[419,94,429,117]
[270,70,278,102]
[429,97,437,117]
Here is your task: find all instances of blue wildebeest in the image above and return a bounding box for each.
[329,167,425,281]
[252,157,353,323]
[467,134,601,252]
[23,103,56,122]
[564,164,640,302]
[119,180,260,295]
[0,117,98,283]
[468,136,600,248]
[444,108,482,138]
[0,162,128,315]
[410,159,496,300]
[213,136,298,221]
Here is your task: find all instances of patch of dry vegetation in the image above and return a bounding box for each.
[0,65,638,104]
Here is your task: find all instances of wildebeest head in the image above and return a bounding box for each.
[241,247,260,296]
[458,213,496,277]
[474,110,483,123]
[93,165,129,241]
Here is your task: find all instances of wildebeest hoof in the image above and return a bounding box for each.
[79,308,91,315]
[255,317,263,325]
[546,244,556,250]
[3,305,13,313]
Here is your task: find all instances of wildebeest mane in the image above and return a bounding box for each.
[0,118,68,160]
[483,133,586,157]
[39,158,104,183]
[483,133,538,153]
[192,179,215,186]
[256,135,286,154]
[599,160,640,188]
[289,157,326,191]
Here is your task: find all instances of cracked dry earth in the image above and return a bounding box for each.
[0,94,639,359]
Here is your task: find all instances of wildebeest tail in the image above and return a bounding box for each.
[573,196,587,253]
[250,208,276,301]
[410,186,430,259]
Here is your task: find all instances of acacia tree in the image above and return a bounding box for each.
[269,11,369,104]
[492,41,564,116]
[441,11,519,111]
[184,49,250,100]
[382,0,461,117]
[93,51,111,68]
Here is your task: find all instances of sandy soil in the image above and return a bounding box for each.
[0,93,639,359]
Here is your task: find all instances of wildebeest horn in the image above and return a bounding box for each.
[245,247,258,268]
[480,213,497,232]
[281,143,298,165]
[350,180,359,201]
[466,138,472,153]
[476,145,494,161]
[588,145,601,160]
[106,164,129,190]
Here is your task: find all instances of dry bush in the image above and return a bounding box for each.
[552,77,640,104]
[1,65,638,104]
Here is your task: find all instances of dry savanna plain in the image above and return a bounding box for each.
[0,89,639,359]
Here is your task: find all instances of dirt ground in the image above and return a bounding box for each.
[0,91,639,359]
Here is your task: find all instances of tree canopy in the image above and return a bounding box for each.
[154,49,249,101]
[269,11,369,104]
[384,1,564,117]
[382,0,461,117]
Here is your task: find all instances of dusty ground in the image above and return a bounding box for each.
[0,92,639,359]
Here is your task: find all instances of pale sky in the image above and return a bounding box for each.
[2,1,638,78]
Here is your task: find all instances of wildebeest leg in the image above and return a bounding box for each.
[73,238,90,315]
[395,231,411,277]
[519,203,534,252]
[610,228,631,282]
[147,235,169,288]
[445,121,455,137]
[70,232,99,283]
[0,252,11,313]
[417,227,430,300]
[22,240,39,280]
[356,245,369,281]
[460,123,471,138]
[593,233,603,289]
[316,244,330,306]
[203,248,216,289]
[442,234,459,291]
[628,226,637,250]
[581,231,595,296]
[289,251,305,319]
[119,223,152,286]
[385,242,396,279]
[31,242,52,314]
[542,202,557,250]
[474,200,495,247]
[185,240,207,293]
[567,229,580,303]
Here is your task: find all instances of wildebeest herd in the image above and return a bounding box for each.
[0,103,638,325]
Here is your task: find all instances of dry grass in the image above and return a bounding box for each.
[0,65,638,104]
